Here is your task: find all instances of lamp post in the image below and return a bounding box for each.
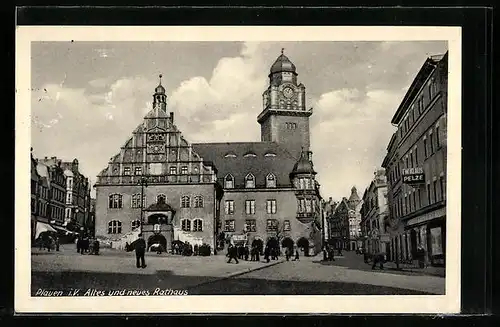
[139,176,148,234]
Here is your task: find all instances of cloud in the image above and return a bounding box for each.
[310,88,401,200]
[31,41,447,200]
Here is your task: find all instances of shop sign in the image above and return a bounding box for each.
[232,234,247,241]
[153,224,161,233]
[402,167,425,185]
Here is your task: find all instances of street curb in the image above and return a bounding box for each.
[187,260,286,289]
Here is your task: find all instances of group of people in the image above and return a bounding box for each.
[76,235,100,255]
[322,245,336,262]
[37,233,60,252]
[226,243,301,264]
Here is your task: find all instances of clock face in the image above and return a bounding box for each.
[283,87,294,98]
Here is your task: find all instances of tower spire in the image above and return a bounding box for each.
[281,47,284,55]
[159,74,163,85]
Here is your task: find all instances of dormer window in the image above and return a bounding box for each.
[245,173,255,188]
[224,174,234,189]
[266,173,277,188]
[264,153,276,157]
[224,153,237,158]
[243,153,257,158]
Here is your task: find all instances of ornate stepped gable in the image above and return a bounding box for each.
[96,77,216,186]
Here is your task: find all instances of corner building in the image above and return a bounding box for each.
[95,52,322,255]
[382,52,448,267]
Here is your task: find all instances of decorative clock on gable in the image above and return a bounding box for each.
[283,86,294,98]
[147,144,165,154]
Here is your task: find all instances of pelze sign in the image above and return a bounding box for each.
[402,167,425,185]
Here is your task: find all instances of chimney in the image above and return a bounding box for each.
[170,112,174,123]
[51,156,56,160]
[44,156,48,160]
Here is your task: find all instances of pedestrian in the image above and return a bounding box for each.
[130,233,147,268]
[322,246,328,261]
[264,246,270,263]
[292,248,300,261]
[417,244,425,268]
[55,236,60,252]
[227,244,239,264]
[285,247,291,261]
[371,252,385,270]
[244,246,249,261]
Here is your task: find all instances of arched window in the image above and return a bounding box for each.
[181,219,191,231]
[224,174,234,189]
[245,173,255,188]
[193,219,203,232]
[181,195,190,208]
[108,220,122,234]
[243,153,257,158]
[157,194,166,204]
[194,195,204,208]
[266,173,276,188]
[108,194,123,209]
[131,220,140,230]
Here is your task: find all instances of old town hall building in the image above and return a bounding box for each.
[94,51,323,255]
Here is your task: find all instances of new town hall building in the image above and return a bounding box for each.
[94,52,323,255]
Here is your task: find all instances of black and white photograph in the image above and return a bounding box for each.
[16,26,462,313]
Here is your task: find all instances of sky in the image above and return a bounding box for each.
[30,40,448,200]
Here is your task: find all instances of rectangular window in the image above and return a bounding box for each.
[436,126,440,148]
[245,200,256,215]
[224,220,235,232]
[266,219,278,232]
[424,138,428,158]
[298,199,305,213]
[181,166,188,175]
[415,147,419,165]
[439,176,445,201]
[283,220,291,231]
[169,166,177,175]
[433,180,438,203]
[266,199,277,214]
[412,192,416,211]
[404,195,408,215]
[134,167,142,175]
[305,199,312,213]
[418,188,422,208]
[123,167,131,175]
[244,219,257,232]
[427,183,431,205]
[224,200,234,215]
[430,132,434,154]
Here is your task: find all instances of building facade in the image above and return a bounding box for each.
[382,52,448,267]
[94,78,224,252]
[328,187,363,251]
[94,52,323,255]
[31,149,40,240]
[360,169,390,256]
[38,158,68,228]
[61,160,92,233]
[193,52,322,255]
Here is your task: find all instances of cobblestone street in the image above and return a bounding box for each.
[31,245,444,296]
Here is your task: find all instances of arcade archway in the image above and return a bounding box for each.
[281,237,294,250]
[147,233,167,252]
[297,237,310,256]
[266,237,279,249]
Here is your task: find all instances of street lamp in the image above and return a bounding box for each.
[139,176,148,234]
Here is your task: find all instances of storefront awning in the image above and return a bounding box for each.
[35,222,57,239]
[53,225,77,235]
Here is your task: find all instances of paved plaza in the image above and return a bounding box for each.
[31,244,445,296]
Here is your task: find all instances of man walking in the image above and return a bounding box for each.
[130,233,147,268]
[227,244,239,264]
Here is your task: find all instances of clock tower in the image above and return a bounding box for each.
[257,49,312,160]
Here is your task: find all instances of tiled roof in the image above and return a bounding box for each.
[192,142,297,188]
